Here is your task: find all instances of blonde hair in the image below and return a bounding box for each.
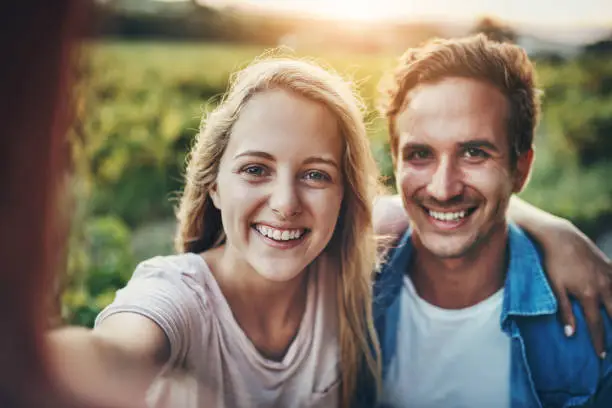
[175,57,382,407]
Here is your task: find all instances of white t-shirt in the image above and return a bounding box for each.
[95,253,340,408]
[381,276,511,408]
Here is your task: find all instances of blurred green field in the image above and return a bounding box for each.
[63,40,612,326]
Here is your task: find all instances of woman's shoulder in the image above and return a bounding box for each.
[110,252,218,315]
[97,253,216,372]
[96,253,215,339]
[132,253,211,286]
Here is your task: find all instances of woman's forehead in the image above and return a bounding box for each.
[226,89,344,163]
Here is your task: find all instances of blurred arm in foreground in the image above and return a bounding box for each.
[0,2,169,407]
[48,314,170,408]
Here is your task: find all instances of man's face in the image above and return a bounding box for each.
[394,77,533,259]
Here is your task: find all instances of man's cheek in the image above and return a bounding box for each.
[463,166,509,191]
[399,168,429,195]
[398,172,415,199]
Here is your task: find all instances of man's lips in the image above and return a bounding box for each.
[420,204,478,221]
[416,204,479,230]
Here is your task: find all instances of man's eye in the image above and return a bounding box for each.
[241,165,268,177]
[463,148,490,160]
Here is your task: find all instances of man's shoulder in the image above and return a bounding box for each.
[506,223,545,266]
[503,224,558,316]
[506,225,611,363]
[517,299,612,405]
[506,226,612,403]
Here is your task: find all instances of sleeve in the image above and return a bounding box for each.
[94,255,207,370]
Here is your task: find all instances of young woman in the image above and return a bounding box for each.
[52,58,382,408]
[48,57,612,408]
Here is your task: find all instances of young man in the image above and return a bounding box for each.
[373,35,612,407]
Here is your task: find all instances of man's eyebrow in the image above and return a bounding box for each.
[303,156,339,169]
[233,150,275,160]
[459,140,501,153]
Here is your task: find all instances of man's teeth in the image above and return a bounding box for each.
[428,210,468,221]
[255,225,306,241]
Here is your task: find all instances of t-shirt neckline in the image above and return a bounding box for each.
[188,252,317,370]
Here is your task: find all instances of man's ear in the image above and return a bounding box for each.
[210,181,221,210]
[513,148,535,193]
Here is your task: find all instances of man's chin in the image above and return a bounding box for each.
[430,248,472,259]
[418,234,476,259]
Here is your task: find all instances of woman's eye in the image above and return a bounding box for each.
[241,165,268,177]
[304,170,331,182]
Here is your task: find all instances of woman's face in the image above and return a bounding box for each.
[211,88,345,282]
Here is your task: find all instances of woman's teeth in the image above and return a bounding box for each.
[255,225,306,241]
[428,210,468,221]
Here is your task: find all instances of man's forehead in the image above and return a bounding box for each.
[397,78,508,120]
[396,77,509,142]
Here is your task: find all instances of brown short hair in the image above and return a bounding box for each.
[383,34,541,165]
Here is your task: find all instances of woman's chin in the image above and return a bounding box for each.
[252,262,308,284]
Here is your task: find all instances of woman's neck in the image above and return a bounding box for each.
[202,245,309,360]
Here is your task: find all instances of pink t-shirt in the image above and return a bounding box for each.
[95,253,340,408]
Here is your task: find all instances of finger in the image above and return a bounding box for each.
[598,277,612,319]
[603,295,612,323]
[582,296,606,358]
[555,290,576,337]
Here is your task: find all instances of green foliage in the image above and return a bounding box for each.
[76,41,397,224]
[63,215,136,327]
[85,216,134,294]
[515,56,612,222]
[62,41,612,326]
[538,57,612,165]
[520,138,612,220]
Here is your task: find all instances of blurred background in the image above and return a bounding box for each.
[62,0,612,326]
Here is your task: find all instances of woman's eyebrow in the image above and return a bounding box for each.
[233,150,275,160]
[303,156,339,170]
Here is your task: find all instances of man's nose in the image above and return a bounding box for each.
[425,157,463,202]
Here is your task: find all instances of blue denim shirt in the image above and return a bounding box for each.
[371,223,612,407]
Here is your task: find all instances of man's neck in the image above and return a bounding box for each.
[409,223,509,309]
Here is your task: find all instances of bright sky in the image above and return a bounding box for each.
[196,0,612,25]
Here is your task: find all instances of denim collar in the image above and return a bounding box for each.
[375,223,558,323]
[500,223,557,325]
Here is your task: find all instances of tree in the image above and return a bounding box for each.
[471,17,517,44]
[583,34,612,57]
